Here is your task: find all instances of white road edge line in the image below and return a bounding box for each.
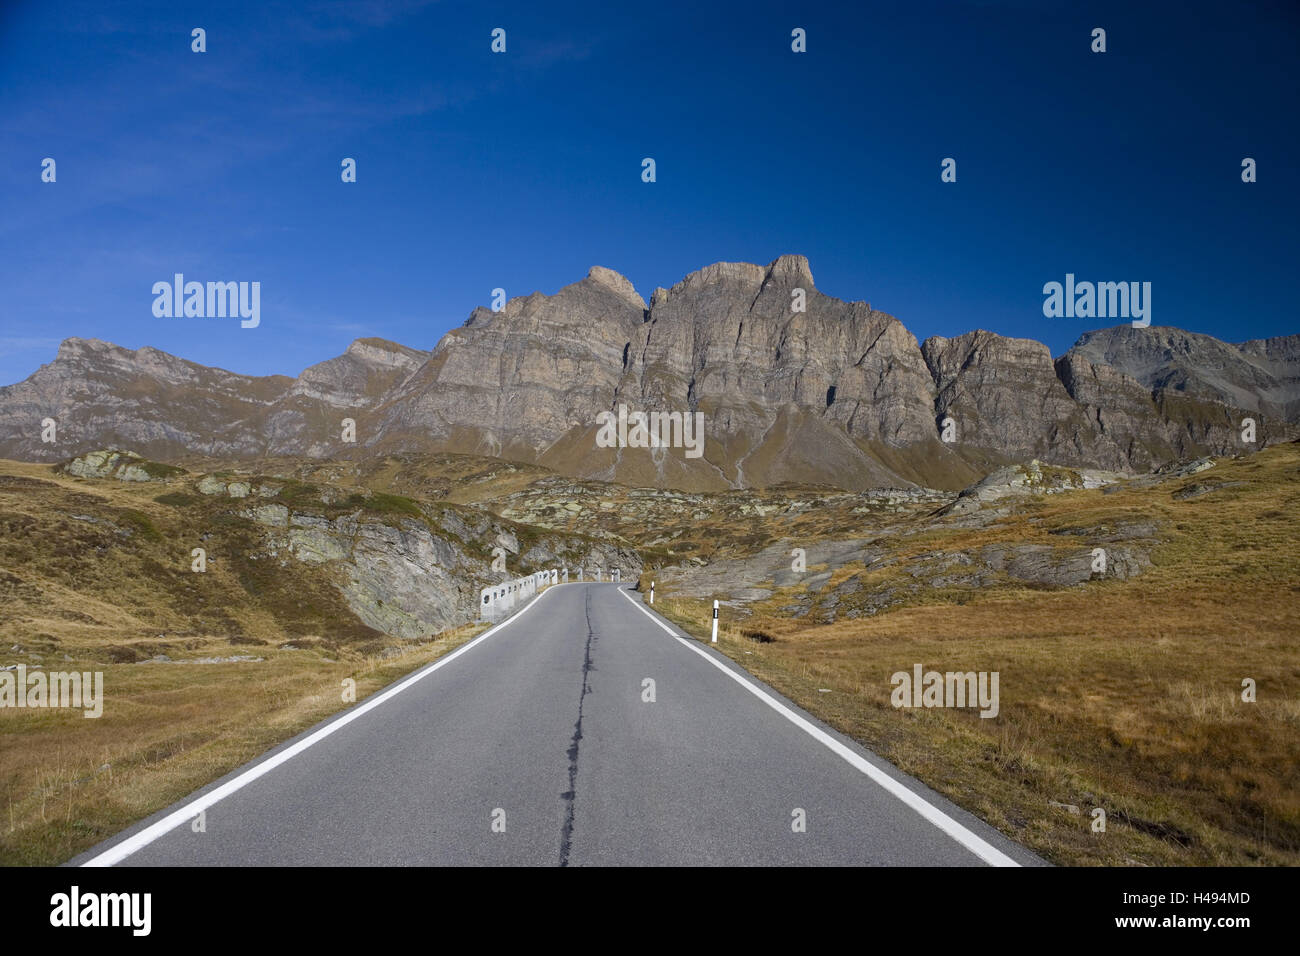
[82,582,568,867]
[618,587,1019,867]
[618,585,680,635]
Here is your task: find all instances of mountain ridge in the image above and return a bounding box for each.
[3,256,1297,490]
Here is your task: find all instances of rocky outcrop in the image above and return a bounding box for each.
[270,510,486,638]
[650,457,1166,625]
[47,450,647,639]
[939,460,1124,516]
[62,449,183,482]
[979,543,1149,586]
[230,489,640,639]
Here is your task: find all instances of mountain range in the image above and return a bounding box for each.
[2,255,1296,491]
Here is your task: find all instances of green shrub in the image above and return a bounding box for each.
[365,492,422,517]
[278,482,321,503]
[117,509,162,541]
[154,492,198,507]
[139,460,186,479]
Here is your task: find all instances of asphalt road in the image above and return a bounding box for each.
[75,583,1045,867]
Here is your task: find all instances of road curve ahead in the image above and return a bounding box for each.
[77,583,1045,867]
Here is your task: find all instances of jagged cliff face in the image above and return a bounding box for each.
[1068,326,1300,422]
[366,255,980,489]
[923,331,1110,467]
[616,257,951,489]
[1,256,1296,490]
[372,265,646,465]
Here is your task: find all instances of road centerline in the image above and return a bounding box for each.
[559,590,598,866]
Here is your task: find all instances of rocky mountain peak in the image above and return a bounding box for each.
[922,329,1054,375]
[343,338,429,368]
[585,266,645,309]
[667,260,767,298]
[55,337,117,362]
[1067,325,1300,419]
[289,338,430,409]
[763,253,814,287]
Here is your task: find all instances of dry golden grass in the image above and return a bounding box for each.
[0,622,485,865]
[645,445,1300,866]
[171,451,555,508]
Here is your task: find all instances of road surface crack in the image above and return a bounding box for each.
[559,592,597,867]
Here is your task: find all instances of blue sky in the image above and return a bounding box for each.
[1,0,1296,386]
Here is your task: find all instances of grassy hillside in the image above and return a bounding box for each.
[0,457,509,864]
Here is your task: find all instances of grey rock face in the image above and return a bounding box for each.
[654,536,888,605]
[623,255,947,489]
[1059,326,1300,464]
[334,516,476,638]
[980,543,1149,586]
[923,331,1107,466]
[0,338,290,462]
[373,268,646,464]
[286,338,428,409]
[237,490,643,638]
[1053,351,1177,470]
[1068,326,1300,422]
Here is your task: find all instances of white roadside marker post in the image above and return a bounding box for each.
[711,600,719,643]
[650,581,655,604]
